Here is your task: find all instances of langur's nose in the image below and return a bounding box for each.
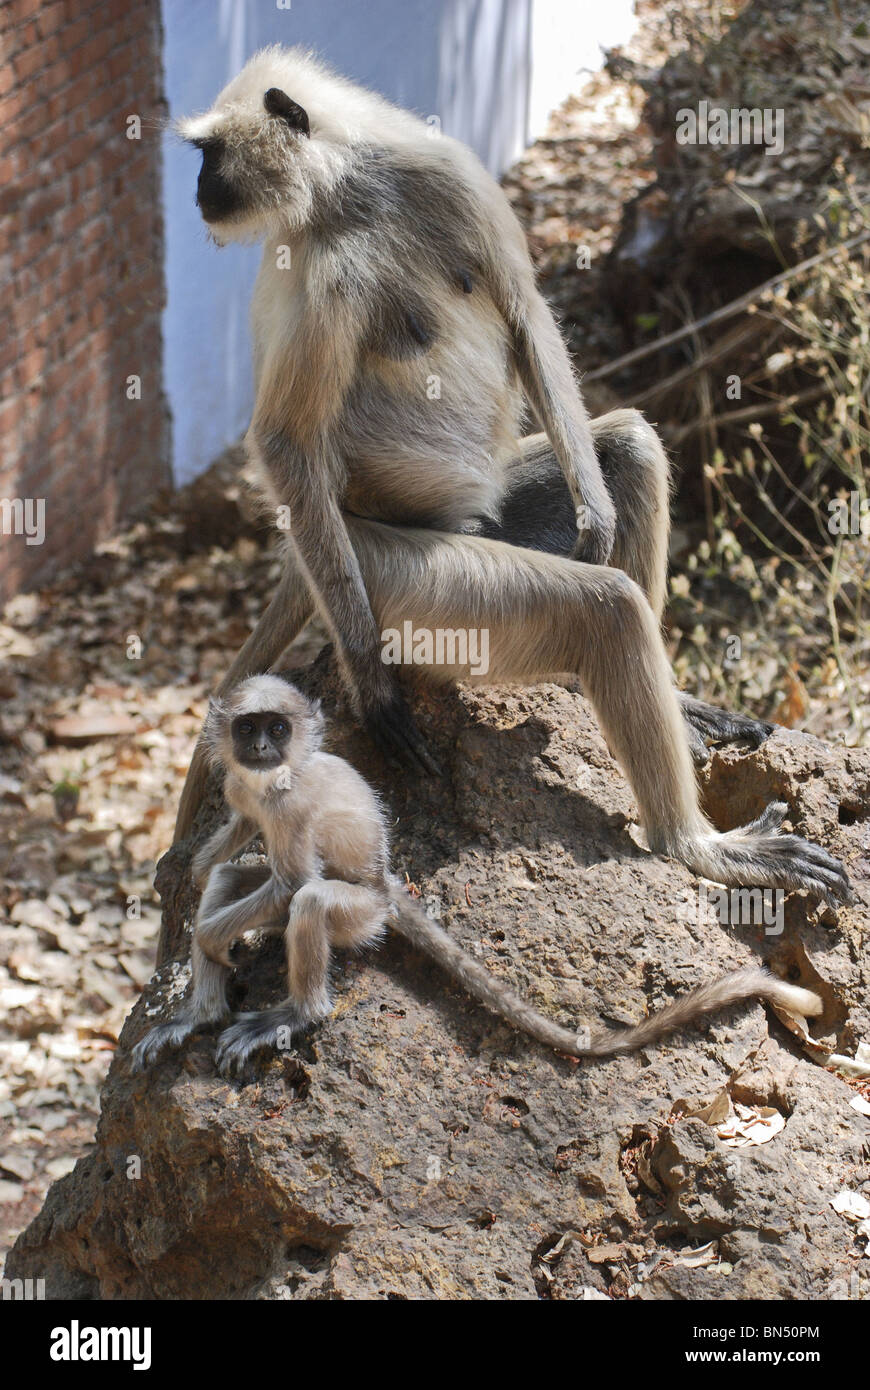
[196,160,233,218]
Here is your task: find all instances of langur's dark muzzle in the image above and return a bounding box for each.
[196,148,237,220]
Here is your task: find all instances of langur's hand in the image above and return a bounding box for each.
[363,686,441,776]
[572,495,617,566]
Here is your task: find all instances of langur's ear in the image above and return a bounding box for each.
[263,88,310,137]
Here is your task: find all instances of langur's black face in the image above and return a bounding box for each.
[190,89,310,229]
[231,710,292,770]
[194,138,240,223]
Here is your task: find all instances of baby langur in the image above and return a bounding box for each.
[133,677,824,1076]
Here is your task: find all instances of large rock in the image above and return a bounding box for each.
[6,655,869,1299]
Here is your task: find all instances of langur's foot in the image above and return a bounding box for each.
[679,693,773,765]
[680,803,853,904]
[131,1013,218,1071]
[363,689,441,776]
[214,1004,305,1077]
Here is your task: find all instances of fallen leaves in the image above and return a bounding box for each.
[830,1188,870,1254]
[716,1102,786,1148]
[831,1189,870,1220]
[48,713,142,745]
[0,457,327,1258]
[673,1090,788,1147]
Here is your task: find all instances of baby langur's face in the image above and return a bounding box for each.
[231,710,292,771]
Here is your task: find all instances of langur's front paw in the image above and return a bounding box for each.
[363,689,441,776]
[214,1006,303,1078]
[131,1016,200,1071]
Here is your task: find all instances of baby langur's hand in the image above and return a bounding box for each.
[572,495,617,567]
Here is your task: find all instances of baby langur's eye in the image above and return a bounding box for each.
[269,721,288,738]
[238,720,254,736]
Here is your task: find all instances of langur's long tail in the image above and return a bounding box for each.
[388,882,822,1058]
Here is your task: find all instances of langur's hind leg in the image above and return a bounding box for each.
[133,866,277,1068]
[486,413,772,761]
[348,517,851,902]
[592,415,773,758]
[131,941,233,1070]
[485,410,670,617]
[591,409,670,621]
[214,880,389,1076]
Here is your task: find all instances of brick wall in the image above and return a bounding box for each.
[0,0,170,600]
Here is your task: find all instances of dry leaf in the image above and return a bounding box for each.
[717,1102,786,1148]
[830,1190,870,1221]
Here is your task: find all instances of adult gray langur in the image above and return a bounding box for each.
[169,47,850,906]
[132,677,825,1075]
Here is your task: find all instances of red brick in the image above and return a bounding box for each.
[76,30,113,70]
[3,0,168,601]
[58,15,91,56]
[35,3,65,40]
[16,345,48,387]
[13,36,62,82]
[0,91,26,126]
[4,0,43,26]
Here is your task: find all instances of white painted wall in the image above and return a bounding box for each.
[162,0,636,484]
[529,0,636,138]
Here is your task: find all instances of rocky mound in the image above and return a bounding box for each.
[7,655,868,1299]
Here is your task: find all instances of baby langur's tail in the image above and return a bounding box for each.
[388,882,822,1058]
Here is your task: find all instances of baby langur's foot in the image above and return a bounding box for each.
[686,802,854,904]
[679,694,774,766]
[131,1012,219,1071]
[214,1004,305,1078]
